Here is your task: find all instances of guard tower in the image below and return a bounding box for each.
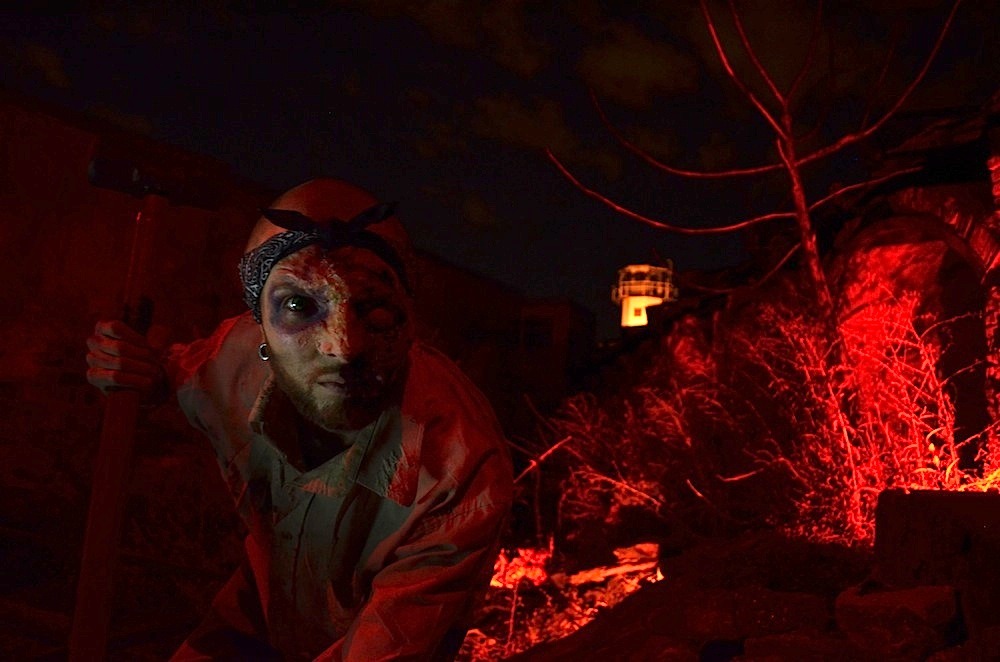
[611,263,678,327]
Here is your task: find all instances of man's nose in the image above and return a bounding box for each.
[316,309,365,360]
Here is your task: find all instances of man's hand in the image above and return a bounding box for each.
[86,320,166,396]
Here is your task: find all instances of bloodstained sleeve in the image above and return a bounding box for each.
[316,449,511,662]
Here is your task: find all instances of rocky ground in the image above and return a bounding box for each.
[507,508,1000,662]
[3,525,999,661]
[4,413,1000,662]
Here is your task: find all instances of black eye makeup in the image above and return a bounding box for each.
[267,286,326,327]
[264,263,408,336]
[282,294,320,317]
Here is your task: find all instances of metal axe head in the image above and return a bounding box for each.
[87,136,227,210]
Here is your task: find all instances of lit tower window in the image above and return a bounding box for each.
[611,263,678,327]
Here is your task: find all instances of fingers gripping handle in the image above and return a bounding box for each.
[69,192,167,661]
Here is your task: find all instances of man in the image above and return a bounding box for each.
[86,178,513,661]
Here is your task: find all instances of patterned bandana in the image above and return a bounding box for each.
[238,202,407,322]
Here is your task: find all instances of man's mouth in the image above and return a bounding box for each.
[316,378,345,387]
[313,366,384,399]
[314,372,347,389]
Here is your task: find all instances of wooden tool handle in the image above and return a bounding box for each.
[69,193,167,661]
[68,389,141,660]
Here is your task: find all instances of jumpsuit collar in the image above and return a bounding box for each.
[248,372,424,507]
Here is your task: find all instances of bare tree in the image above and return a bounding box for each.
[548,0,962,315]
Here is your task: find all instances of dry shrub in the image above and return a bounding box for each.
[541,313,766,553]
[482,279,998,659]
[538,282,997,550]
[729,287,975,543]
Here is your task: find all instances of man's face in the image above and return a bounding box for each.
[260,245,413,431]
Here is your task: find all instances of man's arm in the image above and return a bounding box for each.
[319,453,511,662]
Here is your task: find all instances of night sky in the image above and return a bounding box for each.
[2,2,997,339]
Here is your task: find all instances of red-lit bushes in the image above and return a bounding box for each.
[537,278,994,550]
[729,285,975,543]
[477,260,996,658]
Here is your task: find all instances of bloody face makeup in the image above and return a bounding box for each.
[260,245,413,431]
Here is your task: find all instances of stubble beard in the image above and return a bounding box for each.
[269,356,385,431]
[270,357,352,431]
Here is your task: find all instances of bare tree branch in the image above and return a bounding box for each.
[808,166,921,213]
[546,149,795,234]
[794,12,839,144]
[684,240,801,295]
[515,436,573,484]
[786,0,824,103]
[858,29,901,130]
[755,240,802,286]
[700,0,787,139]
[727,0,785,106]
[775,135,833,312]
[797,0,962,168]
[589,89,784,178]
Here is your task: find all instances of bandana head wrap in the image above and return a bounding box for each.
[238,201,408,323]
